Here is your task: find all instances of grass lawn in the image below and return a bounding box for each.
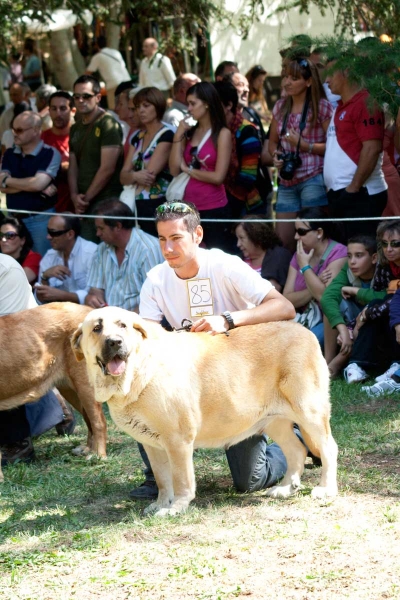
[0,380,400,600]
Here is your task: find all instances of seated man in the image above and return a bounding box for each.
[85,199,163,311]
[35,214,97,305]
[131,200,296,499]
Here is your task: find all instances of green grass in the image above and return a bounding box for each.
[1,381,400,600]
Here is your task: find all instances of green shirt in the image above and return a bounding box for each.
[70,113,123,203]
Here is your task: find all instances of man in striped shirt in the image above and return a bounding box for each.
[85,199,163,311]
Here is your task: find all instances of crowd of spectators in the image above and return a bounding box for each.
[0,33,400,467]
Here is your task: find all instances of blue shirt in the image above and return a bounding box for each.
[2,140,61,212]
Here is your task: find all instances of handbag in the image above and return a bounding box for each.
[294,241,337,330]
[120,126,169,216]
[165,128,211,202]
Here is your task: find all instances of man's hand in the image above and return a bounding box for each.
[85,293,106,309]
[42,265,71,281]
[35,286,67,303]
[319,266,334,286]
[395,324,400,344]
[336,324,353,355]
[341,286,359,299]
[72,193,89,214]
[190,316,229,335]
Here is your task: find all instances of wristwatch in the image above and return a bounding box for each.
[1,176,8,188]
[221,311,235,330]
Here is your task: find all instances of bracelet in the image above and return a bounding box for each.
[308,143,314,154]
[1,176,8,189]
[300,265,312,275]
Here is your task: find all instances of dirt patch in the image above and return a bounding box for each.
[361,453,400,474]
[345,399,400,413]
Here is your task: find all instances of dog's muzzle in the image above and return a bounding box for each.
[96,336,129,377]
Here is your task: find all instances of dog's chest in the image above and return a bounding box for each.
[108,401,161,445]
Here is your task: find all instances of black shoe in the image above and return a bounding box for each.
[1,437,35,467]
[129,480,158,500]
[55,406,76,436]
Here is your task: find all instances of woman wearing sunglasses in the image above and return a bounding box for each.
[169,81,232,251]
[0,216,41,284]
[283,207,347,345]
[269,58,333,250]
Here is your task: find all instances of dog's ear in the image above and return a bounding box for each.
[71,325,85,361]
[132,316,148,339]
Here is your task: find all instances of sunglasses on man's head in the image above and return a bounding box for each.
[381,240,400,249]
[155,202,194,216]
[295,227,313,236]
[47,228,71,238]
[0,232,19,241]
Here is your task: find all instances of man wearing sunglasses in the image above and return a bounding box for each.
[131,201,297,500]
[35,214,97,306]
[0,111,61,256]
[68,75,123,242]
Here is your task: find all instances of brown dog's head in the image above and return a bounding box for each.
[71,307,148,378]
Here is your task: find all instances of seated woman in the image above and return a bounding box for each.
[169,81,232,251]
[268,58,333,250]
[283,207,347,346]
[342,220,400,384]
[235,215,291,292]
[0,216,41,284]
[120,87,173,235]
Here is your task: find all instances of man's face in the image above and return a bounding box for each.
[95,218,119,245]
[9,84,24,105]
[232,73,249,108]
[12,114,40,148]
[115,92,130,122]
[73,82,101,116]
[142,39,156,58]
[325,61,345,97]
[47,216,72,251]
[49,97,72,130]
[157,218,202,272]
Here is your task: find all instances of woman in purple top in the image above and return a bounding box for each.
[169,82,233,251]
[283,207,347,346]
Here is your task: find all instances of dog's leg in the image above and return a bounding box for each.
[264,418,307,498]
[142,444,175,517]
[299,419,338,499]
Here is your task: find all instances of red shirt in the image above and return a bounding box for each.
[41,129,74,212]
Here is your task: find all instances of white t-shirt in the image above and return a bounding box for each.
[139,248,273,328]
[139,53,176,91]
[0,254,37,316]
[87,48,130,90]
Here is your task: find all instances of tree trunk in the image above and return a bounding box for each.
[50,29,79,90]
[69,28,86,76]
[106,2,122,50]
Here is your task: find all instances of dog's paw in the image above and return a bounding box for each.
[311,485,338,499]
[265,483,301,498]
[143,502,160,516]
[71,445,90,456]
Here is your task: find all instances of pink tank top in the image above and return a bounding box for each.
[183,137,227,211]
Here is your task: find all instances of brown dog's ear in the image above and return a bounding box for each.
[71,325,85,361]
[132,315,148,339]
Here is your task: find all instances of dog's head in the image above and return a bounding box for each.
[71,307,148,379]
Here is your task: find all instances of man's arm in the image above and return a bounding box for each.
[84,146,121,203]
[0,172,52,192]
[35,286,79,304]
[346,139,383,193]
[68,152,88,214]
[85,287,106,308]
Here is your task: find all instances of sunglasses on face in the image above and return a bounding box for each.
[12,126,34,135]
[381,240,400,249]
[295,227,313,236]
[47,228,71,238]
[72,93,96,101]
[155,202,194,216]
[0,232,19,241]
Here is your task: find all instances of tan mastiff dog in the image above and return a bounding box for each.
[0,302,106,480]
[72,306,338,516]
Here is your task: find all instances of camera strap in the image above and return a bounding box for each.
[279,90,311,155]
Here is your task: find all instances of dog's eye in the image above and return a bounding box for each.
[119,322,127,329]
[93,324,102,332]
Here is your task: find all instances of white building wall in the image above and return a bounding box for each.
[210,0,337,76]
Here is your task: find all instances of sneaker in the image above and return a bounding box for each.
[361,378,400,397]
[129,480,158,500]
[1,437,35,467]
[375,363,400,383]
[343,363,368,384]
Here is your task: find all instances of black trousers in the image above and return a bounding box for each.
[0,407,30,445]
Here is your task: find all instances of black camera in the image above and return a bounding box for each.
[277,151,302,181]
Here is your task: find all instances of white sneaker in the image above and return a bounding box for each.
[343,363,368,384]
[375,362,400,383]
[361,378,400,397]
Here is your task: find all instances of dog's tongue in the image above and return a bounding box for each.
[107,357,126,376]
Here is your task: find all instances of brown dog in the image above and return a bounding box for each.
[72,306,338,517]
[0,302,107,480]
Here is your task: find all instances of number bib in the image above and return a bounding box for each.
[186,278,214,318]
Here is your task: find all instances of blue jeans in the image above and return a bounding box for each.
[310,321,324,348]
[137,435,287,493]
[276,173,328,213]
[22,209,55,256]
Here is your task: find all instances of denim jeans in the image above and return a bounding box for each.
[23,209,55,256]
[137,435,288,493]
[276,173,328,213]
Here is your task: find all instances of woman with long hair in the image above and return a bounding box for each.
[269,58,333,249]
[120,86,173,235]
[169,81,232,251]
[245,64,271,130]
[0,216,41,284]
